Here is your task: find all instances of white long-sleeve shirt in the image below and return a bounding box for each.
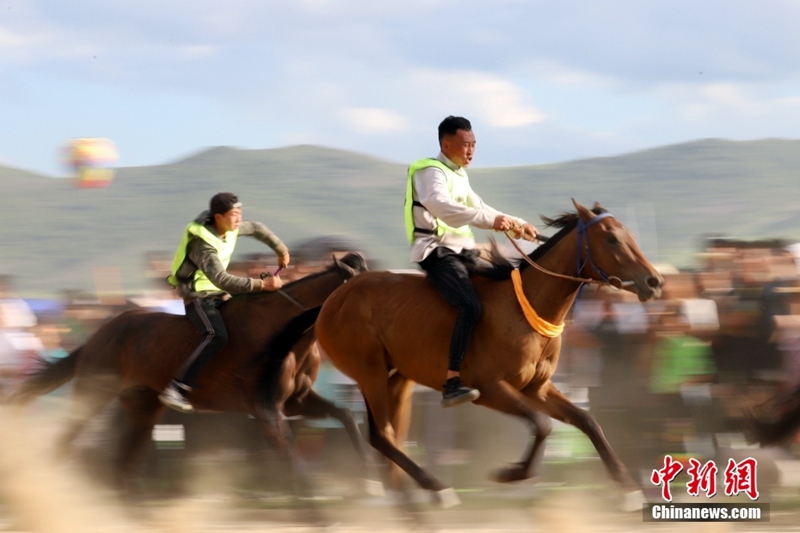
[409,152,524,262]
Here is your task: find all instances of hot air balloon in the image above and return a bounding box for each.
[63,138,118,188]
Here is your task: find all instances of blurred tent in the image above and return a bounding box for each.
[63,137,119,188]
[22,298,66,322]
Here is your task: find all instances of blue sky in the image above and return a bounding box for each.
[3,0,800,176]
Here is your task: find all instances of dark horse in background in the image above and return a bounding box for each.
[746,383,800,447]
[9,252,371,506]
[313,200,664,509]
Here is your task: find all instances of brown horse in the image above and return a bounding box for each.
[10,252,371,501]
[314,200,664,507]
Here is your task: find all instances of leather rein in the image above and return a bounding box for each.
[260,271,309,310]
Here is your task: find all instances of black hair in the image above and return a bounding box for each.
[438,116,472,142]
[209,192,240,216]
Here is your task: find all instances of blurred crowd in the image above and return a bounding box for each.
[2,236,800,494]
[557,237,800,484]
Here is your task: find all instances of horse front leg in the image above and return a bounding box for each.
[283,387,383,497]
[472,380,552,483]
[535,383,636,487]
[531,381,645,511]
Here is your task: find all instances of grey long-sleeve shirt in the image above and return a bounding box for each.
[175,212,288,299]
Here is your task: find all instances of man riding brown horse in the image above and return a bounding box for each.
[405,116,538,407]
[317,199,664,507]
[161,192,290,412]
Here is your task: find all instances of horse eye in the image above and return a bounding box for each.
[606,235,620,245]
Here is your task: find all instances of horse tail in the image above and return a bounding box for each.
[258,306,323,404]
[8,347,81,406]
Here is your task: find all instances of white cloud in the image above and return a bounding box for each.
[409,69,546,128]
[0,27,38,48]
[465,78,546,128]
[699,84,750,107]
[526,59,618,89]
[340,107,410,134]
[177,45,218,59]
[463,76,547,127]
[655,82,767,121]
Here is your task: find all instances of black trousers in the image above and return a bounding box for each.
[419,247,482,373]
[177,296,229,388]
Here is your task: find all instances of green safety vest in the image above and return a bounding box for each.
[404,158,475,244]
[167,221,239,293]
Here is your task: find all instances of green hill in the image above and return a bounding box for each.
[2,139,800,297]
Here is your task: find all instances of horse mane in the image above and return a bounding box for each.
[236,251,368,300]
[335,250,370,274]
[284,250,369,286]
[470,206,608,280]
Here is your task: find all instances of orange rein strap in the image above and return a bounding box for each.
[509,268,564,338]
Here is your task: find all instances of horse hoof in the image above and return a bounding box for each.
[363,478,385,497]
[621,490,647,513]
[431,488,461,509]
[490,464,530,483]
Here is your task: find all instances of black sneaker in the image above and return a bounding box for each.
[441,377,480,408]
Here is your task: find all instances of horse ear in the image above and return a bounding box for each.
[571,198,596,222]
[592,201,603,211]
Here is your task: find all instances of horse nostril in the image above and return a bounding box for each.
[646,275,663,289]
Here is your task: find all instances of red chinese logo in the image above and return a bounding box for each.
[723,457,759,500]
[650,456,759,501]
[686,458,718,497]
[650,455,684,502]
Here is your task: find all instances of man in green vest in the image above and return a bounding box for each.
[160,192,290,412]
[406,116,538,407]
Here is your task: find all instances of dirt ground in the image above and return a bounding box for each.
[1,403,799,533]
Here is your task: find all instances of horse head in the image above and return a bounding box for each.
[573,199,664,302]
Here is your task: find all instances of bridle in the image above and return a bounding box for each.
[505,212,635,290]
